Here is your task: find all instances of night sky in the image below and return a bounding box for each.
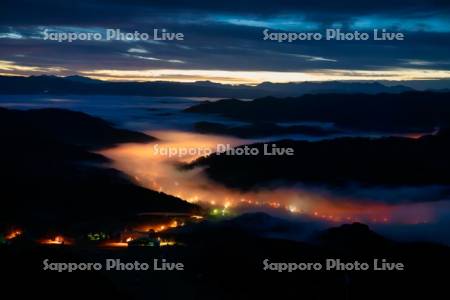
[1,0,450,87]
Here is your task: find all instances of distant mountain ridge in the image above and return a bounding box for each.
[185,91,450,133]
[0,75,415,98]
[187,128,450,193]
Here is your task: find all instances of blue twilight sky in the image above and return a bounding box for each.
[1,0,450,87]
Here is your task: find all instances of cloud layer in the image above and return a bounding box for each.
[1,0,449,85]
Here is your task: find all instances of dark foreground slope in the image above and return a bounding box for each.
[188,130,450,191]
[185,91,450,133]
[0,108,198,230]
[0,107,153,149]
[2,217,449,300]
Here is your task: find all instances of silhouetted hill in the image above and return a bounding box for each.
[185,212,305,237]
[0,108,153,149]
[64,75,103,84]
[188,129,450,191]
[185,91,450,133]
[0,75,414,98]
[0,108,197,230]
[313,223,392,252]
[257,81,412,95]
[194,121,342,138]
[3,215,450,300]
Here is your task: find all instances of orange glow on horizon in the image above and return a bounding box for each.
[80,68,450,85]
[2,59,450,85]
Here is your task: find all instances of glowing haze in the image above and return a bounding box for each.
[101,130,442,225]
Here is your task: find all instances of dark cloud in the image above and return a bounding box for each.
[1,0,449,86]
[3,0,450,26]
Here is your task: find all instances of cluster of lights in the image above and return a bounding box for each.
[39,235,72,245]
[4,213,204,249]
[5,229,22,240]
[138,170,398,225]
[204,196,395,224]
[159,238,176,247]
[134,218,185,234]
